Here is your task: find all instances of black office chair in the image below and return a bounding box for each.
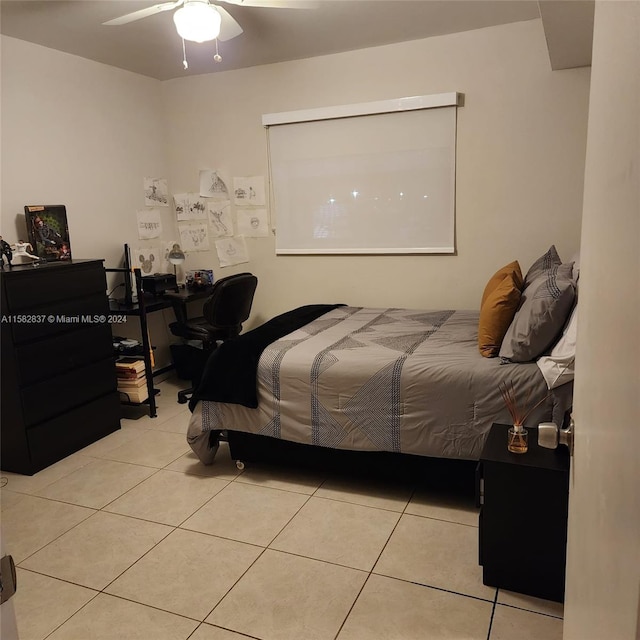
[169,272,258,403]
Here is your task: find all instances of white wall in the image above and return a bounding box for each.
[162,19,590,326]
[1,37,171,267]
[1,18,591,344]
[0,36,177,367]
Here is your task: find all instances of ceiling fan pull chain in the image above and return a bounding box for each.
[182,37,189,69]
[214,38,222,63]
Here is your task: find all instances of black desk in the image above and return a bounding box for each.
[108,282,214,417]
[162,285,214,323]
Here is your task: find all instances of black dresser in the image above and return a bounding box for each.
[478,423,569,602]
[1,260,121,475]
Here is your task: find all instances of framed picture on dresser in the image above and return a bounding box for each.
[24,204,72,262]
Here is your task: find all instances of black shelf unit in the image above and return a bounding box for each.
[107,267,162,417]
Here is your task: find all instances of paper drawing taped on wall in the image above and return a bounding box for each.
[237,208,268,237]
[215,236,249,267]
[136,209,163,239]
[233,176,266,206]
[189,195,207,220]
[207,201,233,237]
[178,223,210,252]
[174,193,207,221]
[144,177,169,206]
[132,245,159,275]
[174,193,189,220]
[199,169,229,200]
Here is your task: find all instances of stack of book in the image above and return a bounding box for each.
[115,357,148,403]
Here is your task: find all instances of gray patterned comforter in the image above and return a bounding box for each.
[187,307,572,463]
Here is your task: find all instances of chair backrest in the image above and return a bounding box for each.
[202,272,258,338]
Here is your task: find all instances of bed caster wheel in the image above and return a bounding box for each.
[235,460,245,471]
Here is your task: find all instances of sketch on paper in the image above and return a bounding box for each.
[188,193,207,220]
[131,245,159,275]
[174,193,190,220]
[233,176,266,206]
[174,193,206,221]
[199,169,229,200]
[207,200,233,237]
[178,223,210,252]
[237,208,269,237]
[136,209,162,239]
[144,178,169,206]
[215,236,249,267]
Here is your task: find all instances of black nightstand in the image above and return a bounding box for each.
[477,423,569,602]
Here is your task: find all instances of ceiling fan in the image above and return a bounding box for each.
[103,0,315,68]
[103,0,314,43]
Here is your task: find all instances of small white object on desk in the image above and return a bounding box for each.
[11,241,39,262]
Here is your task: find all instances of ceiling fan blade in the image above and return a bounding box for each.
[220,0,317,8]
[215,5,244,41]
[102,1,184,26]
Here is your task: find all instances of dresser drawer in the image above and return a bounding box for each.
[0,260,121,475]
[26,392,121,473]
[9,293,110,344]
[3,261,106,311]
[22,358,117,426]
[15,323,115,385]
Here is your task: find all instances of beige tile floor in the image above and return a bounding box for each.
[1,376,564,640]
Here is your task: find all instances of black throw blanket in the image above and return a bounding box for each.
[189,304,344,411]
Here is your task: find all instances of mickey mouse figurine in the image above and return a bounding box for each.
[0,236,13,268]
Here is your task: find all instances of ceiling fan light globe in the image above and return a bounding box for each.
[173,2,221,43]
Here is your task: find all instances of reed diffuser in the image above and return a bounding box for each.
[499,381,548,454]
[507,424,528,454]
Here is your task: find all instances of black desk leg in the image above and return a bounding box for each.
[135,272,157,418]
[169,299,188,325]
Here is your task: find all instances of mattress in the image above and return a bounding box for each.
[187,306,572,464]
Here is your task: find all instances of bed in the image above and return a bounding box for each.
[186,303,573,469]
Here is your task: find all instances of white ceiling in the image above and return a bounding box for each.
[0,0,592,81]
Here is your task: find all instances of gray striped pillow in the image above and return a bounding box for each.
[523,245,562,288]
[499,262,575,363]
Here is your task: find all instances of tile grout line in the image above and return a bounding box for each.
[372,570,499,605]
[331,571,374,640]
[487,588,500,640]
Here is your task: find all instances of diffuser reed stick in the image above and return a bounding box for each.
[499,381,547,427]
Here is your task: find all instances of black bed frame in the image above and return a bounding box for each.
[225,429,478,491]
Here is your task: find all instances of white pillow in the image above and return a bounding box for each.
[536,304,578,389]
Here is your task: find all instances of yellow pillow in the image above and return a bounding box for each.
[478,273,522,358]
[481,261,523,307]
